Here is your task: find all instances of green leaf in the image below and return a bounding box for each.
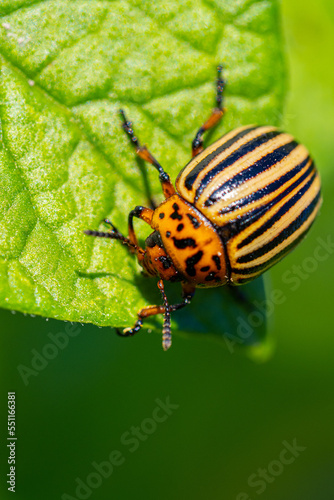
[0,0,285,354]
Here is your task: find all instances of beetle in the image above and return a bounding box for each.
[85,66,321,351]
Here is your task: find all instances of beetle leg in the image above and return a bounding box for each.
[170,282,196,312]
[127,205,154,263]
[158,280,172,350]
[192,64,226,157]
[117,281,195,350]
[116,280,166,344]
[119,109,176,199]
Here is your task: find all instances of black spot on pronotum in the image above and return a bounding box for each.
[186,213,200,228]
[177,223,184,232]
[159,256,171,269]
[185,251,203,277]
[212,255,221,270]
[170,203,183,220]
[200,266,210,272]
[166,231,171,238]
[172,237,197,249]
[159,212,165,219]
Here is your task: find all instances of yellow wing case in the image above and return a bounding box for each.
[176,126,322,284]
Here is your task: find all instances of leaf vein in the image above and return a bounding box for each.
[33,6,110,77]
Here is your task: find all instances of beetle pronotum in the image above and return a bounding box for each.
[85,66,321,350]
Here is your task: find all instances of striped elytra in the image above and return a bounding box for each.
[176,125,322,284]
[86,66,322,350]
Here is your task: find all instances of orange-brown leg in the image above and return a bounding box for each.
[127,206,154,250]
[117,281,195,351]
[192,65,226,157]
[120,109,175,199]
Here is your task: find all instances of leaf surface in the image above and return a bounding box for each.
[0,0,285,353]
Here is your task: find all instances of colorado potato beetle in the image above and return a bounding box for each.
[85,66,321,351]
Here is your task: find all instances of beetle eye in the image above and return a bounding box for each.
[145,231,163,248]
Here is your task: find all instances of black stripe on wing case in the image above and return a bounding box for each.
[204,140,299,207]
[218,157,311,216]
[236,190,321,265]
[232,226,311,283]
[216,160,314,243]
[237,169,317,249]
[183,126,259,191]
[194,130,282,202]
[233,224,315,277]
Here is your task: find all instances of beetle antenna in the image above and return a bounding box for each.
[84,229,138,251]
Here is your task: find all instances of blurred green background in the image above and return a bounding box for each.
[1,0,334,499]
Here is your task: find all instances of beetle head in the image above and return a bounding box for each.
[141,231,181,282]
